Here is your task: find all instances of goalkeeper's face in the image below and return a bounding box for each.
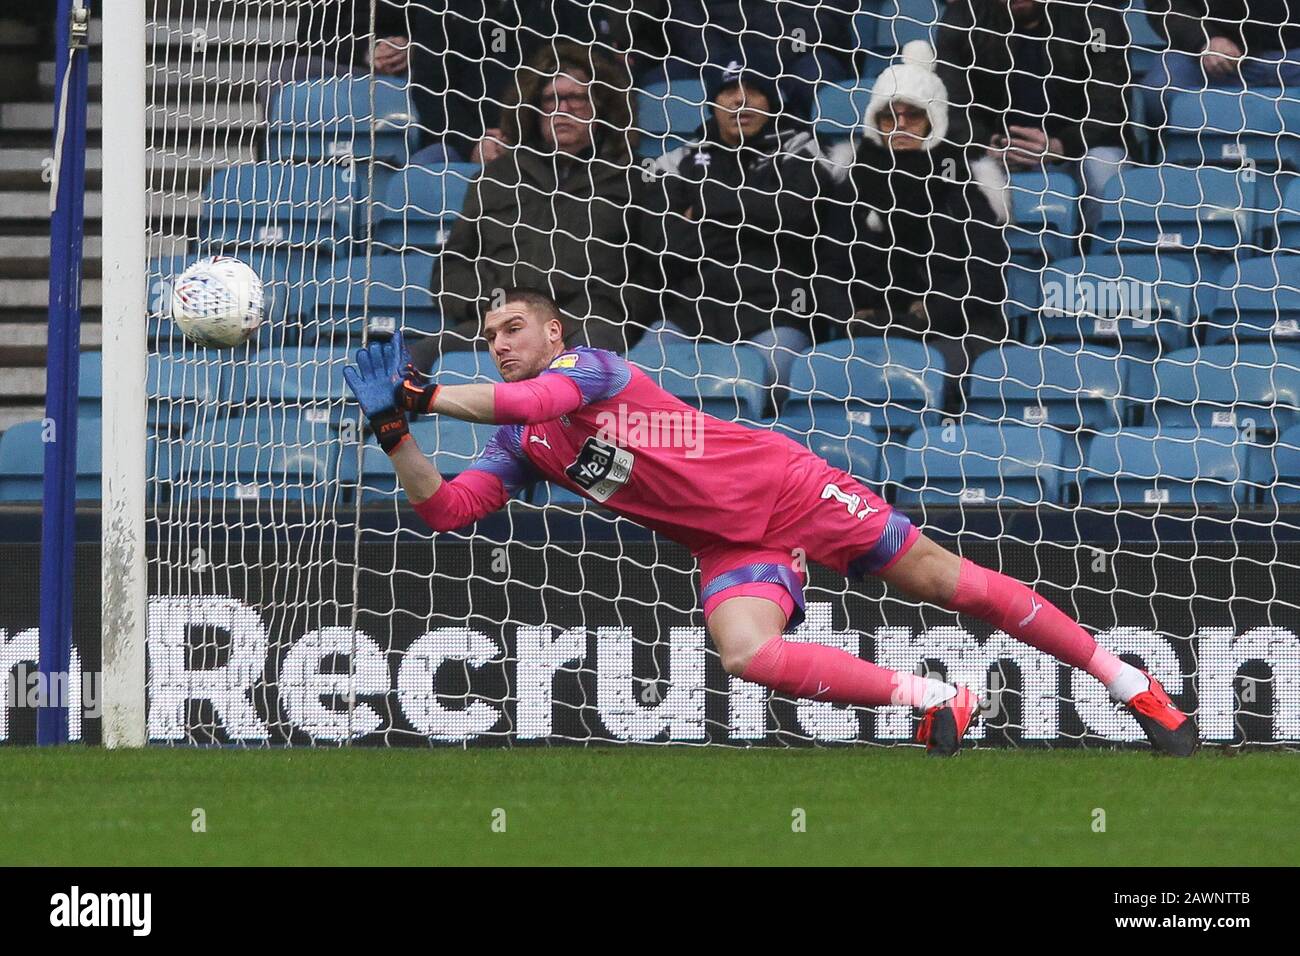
[482,303,566,382]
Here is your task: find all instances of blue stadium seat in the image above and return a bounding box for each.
[636,79,709,156]
[159,411,348,504]
[79,351,102,413]
[1207,256,1300,346]
[1094,165,1259,259]
[230,345,354,424]
[1270,175,1300,248]
[200,162,355,248]
[1150,344,1300,439]
[1166,88,1300,171]
[1124,0,1167,75]
[769,410,883,482]
[874,0,942,53]
[1080,426,1246,507]
[433,348,502,385]
[0,418,101,501]
[1006,170,1082,265]
[784,337,946,433]
[893,424,1069,507]
[267,76,417,164]
[1269,423,1300,503]
[147,352,229,433]
[373,161,479,251]
[1027,254,1196,356]
[811,80,877,139]
[640,343,769,420]
[968,344,1137,431]
[304,253,439,342]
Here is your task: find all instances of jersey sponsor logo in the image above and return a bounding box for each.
[565,436,635,502]
[549,354,579,369]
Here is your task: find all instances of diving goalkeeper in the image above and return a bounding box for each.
[342,288,1198,756]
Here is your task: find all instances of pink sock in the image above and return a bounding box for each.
[741,636,952,708]
[946,559,1099,671]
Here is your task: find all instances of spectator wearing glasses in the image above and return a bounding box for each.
[407,42,657,371]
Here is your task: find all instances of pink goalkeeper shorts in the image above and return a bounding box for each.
[698,447,920,629]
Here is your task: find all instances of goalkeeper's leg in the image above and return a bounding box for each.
[877,535,1199,756]
[709,595,980,756]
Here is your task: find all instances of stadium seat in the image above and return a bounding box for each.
[200,162,355,249]
[1150,344,1300,440]
[639,343,769,421]
[635,79,709,157]
[1080,426,1246,507]
[0,417,102,501]
[373,161,479,251]
[304,253,439,342]
[769,410,883,482]
[266,76,417,164]
[1166,88,1300,171]
[811,80,878,139]
[874,0,942,53]
[433,348,502,386]
[1027,254,1196,356]
[893,424,1069,507]
[783,337,946,434]
[147,351,229,433]
[1206,256,1300,346]
[1123,0,1167,75]
[79,351,102,413]
[1268,423,1300,503]
[968,344,1139,431]
[1094,165,1259,259]
[1006,170,1082,265]
[158,411,350,504]
[230,345,354,423]
[1269,176,1300,248]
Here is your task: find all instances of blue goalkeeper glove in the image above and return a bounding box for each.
[343,332,416,454]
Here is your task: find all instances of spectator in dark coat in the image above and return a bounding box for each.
[407,42,655,370]
[643,61,842,391]
[935,0,1131,235]
[662,0,859,119]
[406,0,670,161]
[1138,1,1300,131]
[826,41,1010,402]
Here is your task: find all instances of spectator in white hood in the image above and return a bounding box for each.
[823,41,1011,408]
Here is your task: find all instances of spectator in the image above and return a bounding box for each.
[406,1,670,161]
[935,0,1131,236]
[1139,2,1300,132]
[662,1,859,119]
[407,41,654,371]
[643,61,841,393]
[262,0,410,105]
[829,41,1010,403]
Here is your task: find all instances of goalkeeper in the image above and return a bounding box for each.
[343,289,1198,757]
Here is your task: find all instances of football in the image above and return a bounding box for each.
[171,255,265,348]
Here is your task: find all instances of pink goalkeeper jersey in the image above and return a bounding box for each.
[426,347,804,552]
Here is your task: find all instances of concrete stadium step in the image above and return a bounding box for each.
[2,322,102,350]
[0,189,205,223]
[0,278,103,310]
[0,366,47,399]
[40,59,281,95]
[0,100,264,134]
[0,20,38,48]
[0,145,257,189]
[0,404,46,434]
[0,236,104,278]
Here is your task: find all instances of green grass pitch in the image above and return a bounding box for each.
[1,747,1296,866]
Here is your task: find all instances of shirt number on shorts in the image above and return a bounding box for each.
[822,481,878,520]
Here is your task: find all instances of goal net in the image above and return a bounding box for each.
[116,0,1300,749]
